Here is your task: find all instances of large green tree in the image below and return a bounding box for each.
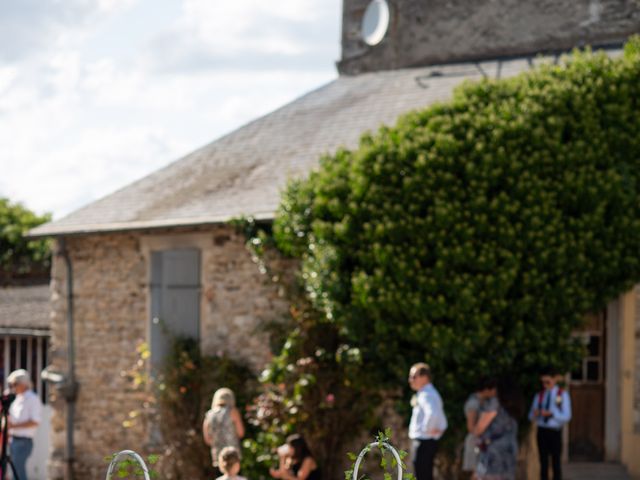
[273,39,640,449]
[0,197,51,283]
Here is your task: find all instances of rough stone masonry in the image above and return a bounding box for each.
[47,226,290,478]
[338,0,640,74]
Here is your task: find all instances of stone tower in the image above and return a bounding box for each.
[338,0,640,74]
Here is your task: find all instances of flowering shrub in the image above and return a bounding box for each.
[273,38,640,459]
[228,218,384,480]
[242,279,382,480]
[125,339,258,479]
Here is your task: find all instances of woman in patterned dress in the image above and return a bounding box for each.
[463,378,498,475]
[473,381,523,480]
[203,388,245,472]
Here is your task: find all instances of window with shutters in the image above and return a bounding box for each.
[149,248,201,366]
[571,311,605,384]
[0,335,49,403]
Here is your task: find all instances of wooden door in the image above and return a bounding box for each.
[569,312,605,461]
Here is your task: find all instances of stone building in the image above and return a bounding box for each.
[0,284,52,479]
[29,0,640,478]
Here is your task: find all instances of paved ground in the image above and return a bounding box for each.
[565,462,631,480]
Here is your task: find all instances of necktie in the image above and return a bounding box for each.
[543,389,551,423]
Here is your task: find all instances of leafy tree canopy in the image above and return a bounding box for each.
[0,197,51,283]
[273,39,640,443]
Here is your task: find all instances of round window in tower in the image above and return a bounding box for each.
[361,0,390,46]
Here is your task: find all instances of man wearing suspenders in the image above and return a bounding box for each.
[528,369,572,480]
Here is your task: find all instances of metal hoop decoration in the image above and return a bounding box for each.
[352,441,403,480]
[105,450,151,480]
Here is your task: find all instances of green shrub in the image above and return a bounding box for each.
[126,339,259,479]
[244,304,381,480]
[228,219,383,480]
[0,197,51,283]
[274,38,640,457]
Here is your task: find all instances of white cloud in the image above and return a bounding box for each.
[97,0,138,13]
[0,0,341,219]
[145,0,340,73]
[0,0,139,62]
[0,66,18,95]
[182,0,332,47]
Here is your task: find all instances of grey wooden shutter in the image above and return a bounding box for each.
[150,248,200,365]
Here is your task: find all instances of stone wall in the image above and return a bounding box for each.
[339,0,640,75]
[47,225,290,478]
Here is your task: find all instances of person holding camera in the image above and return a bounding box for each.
[270,434,320,480]
[6,369,42,480]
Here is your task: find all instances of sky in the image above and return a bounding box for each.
[0,0,342,219]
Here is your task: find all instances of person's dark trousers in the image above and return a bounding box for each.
[10,436,33,480]
[412,439,438,480]
[537,426,562,480]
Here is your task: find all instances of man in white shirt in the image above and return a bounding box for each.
[528,369,571,480]
[408,363,447,480]
[7,369,43,480]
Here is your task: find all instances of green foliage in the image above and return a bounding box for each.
[0,197,51,283]
[125,339,258,479]
[344,430,414,480]
[228,216,275,252]
[105,453,160,479]
[274,38,640,459]
[231,217,382,480]
[245,308,381,480]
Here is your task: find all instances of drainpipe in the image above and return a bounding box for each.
[57,237,79,480]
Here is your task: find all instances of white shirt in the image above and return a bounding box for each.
[409,383,448,440]
[528,385,572,430]
[9,390,43,439]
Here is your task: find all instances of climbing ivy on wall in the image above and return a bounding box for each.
[229,218,383,480]
[125,339,259,480]
[273,38,640,452]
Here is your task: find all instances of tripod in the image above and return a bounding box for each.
[0,395,20,480]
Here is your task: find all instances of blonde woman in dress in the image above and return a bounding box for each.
[203,388,245,472]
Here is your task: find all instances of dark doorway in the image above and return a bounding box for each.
[569,311,605,461]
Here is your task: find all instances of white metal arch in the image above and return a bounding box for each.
[105,450,151,480]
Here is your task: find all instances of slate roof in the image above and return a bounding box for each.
[0,285,51,333]
[30,55,569,237]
